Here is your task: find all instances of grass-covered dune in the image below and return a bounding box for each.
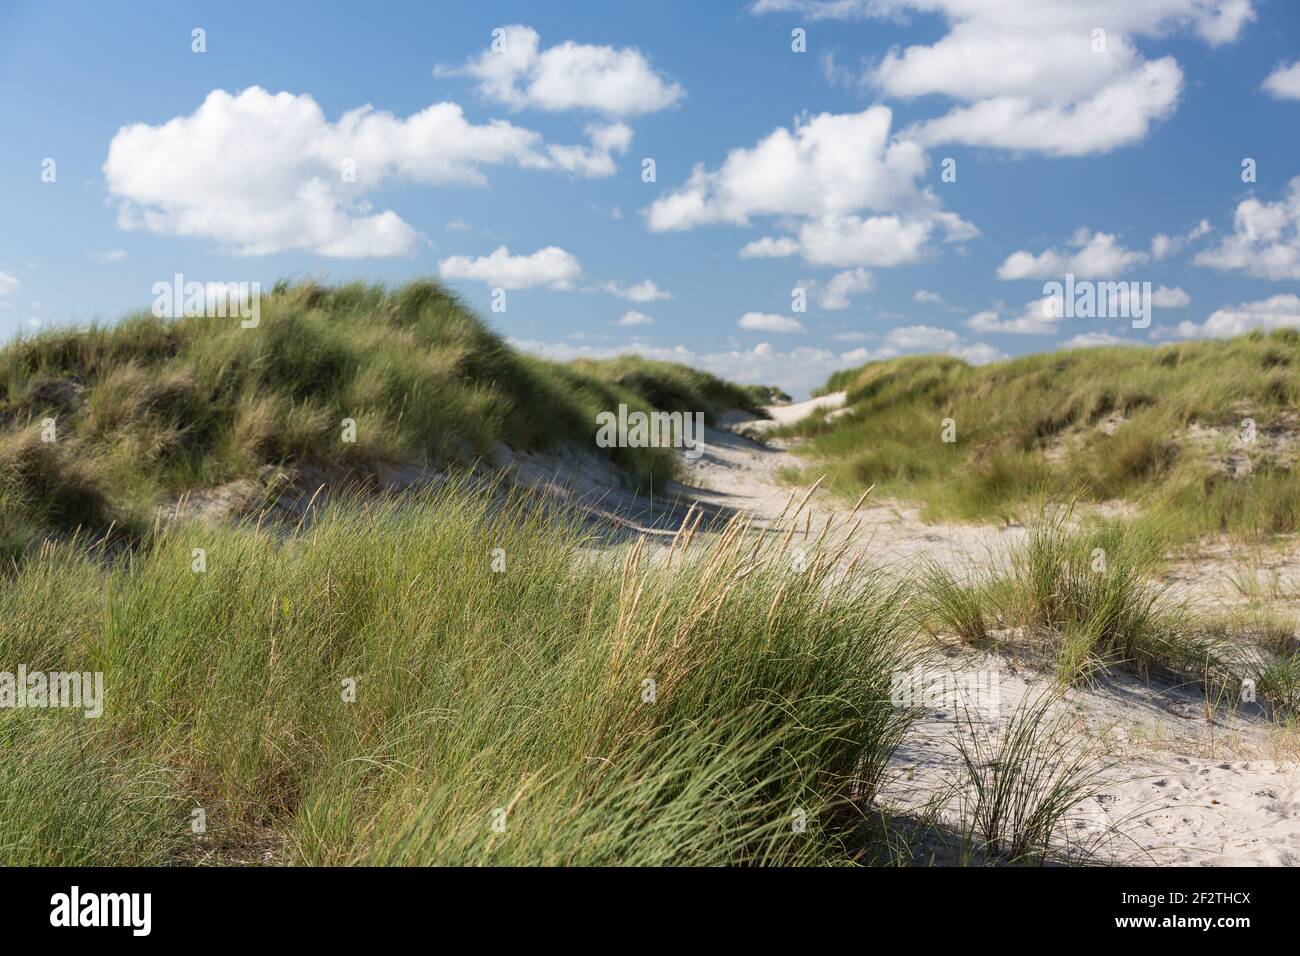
[779,331,1300,543]
[0,279,767,559]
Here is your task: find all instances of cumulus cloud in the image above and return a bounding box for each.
[796,212,974,267]
[544,122,633,177]
[952,342,1011,365]
[646,107,926,230]
[884,325,962,349]
[441,25,683,116]
[1262,61,1300,100]
[104,87,627,258]
[0,271,18,296]
[966,297,1064,335]
[738,312,806,333]
[1062,331,1130,349]
[904,58,1183,157]
[1153,285,1191,308]
[1166,294,1300,339]
[438,245,582,289]
[970,282,1178,334]
[739,236,800,259]
[602,278,672,302]
[1151,219,1210,259]
[1194,177,1300,279]
[998,228,1149,279]
[811,267,874,309]
[644,106,975,268]
[617,310,654,326]
[752,1,1254,157]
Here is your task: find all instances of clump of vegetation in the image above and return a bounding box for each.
[919,506,1179,684]
[781,331,1300,544]
[0,477,920,865]
[953,694,1110,864]
[917,505,1300,707]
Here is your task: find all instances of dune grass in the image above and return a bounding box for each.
[953,693,1110,864]
[778,331,1300,545]
[0,477,919,866]
[0,279,777,562]
[915,504,1298,709]
[569,355,780,421]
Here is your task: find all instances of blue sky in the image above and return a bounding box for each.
[1,0,1298,396]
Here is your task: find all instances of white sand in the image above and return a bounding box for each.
[646,398,1300,866]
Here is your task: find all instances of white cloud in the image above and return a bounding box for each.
[754,1,1254,157]
[973,284,1177,334]
[90,249,128,263]
[442,25,683,117]
[104,87,626,258]
[1262,61,1300,100]
[913,289,944,304]
[0,271,18,296]
[1062,332,1129,349]
[739,236,800,259]
[602,278,672,302]
[438,245,582,289]
[1167,294,1300,339]
[1151,218,1211,259]
[738,312,806,333]
[884,325,962,350]
[1195,177,1300,280]
[998,228,1149,279]
[753,0,1254,42]
[797,212,969,267]
[817,267,874,309]
[646,107,927,231]
[1153,285,1190,308]
[543,121,632,178]
[643,106,975,268]
[966,297,1063,335]
[617,310,654,326]
[904,57,1183,158]
[952,342,1010,365]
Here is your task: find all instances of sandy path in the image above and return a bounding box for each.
[665,394,1026,583]
[646,398,1300,866]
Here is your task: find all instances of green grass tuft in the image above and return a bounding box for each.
[0,477,920,865]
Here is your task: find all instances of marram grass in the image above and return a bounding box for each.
[0,279,769,560]
[0,476,920,866]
